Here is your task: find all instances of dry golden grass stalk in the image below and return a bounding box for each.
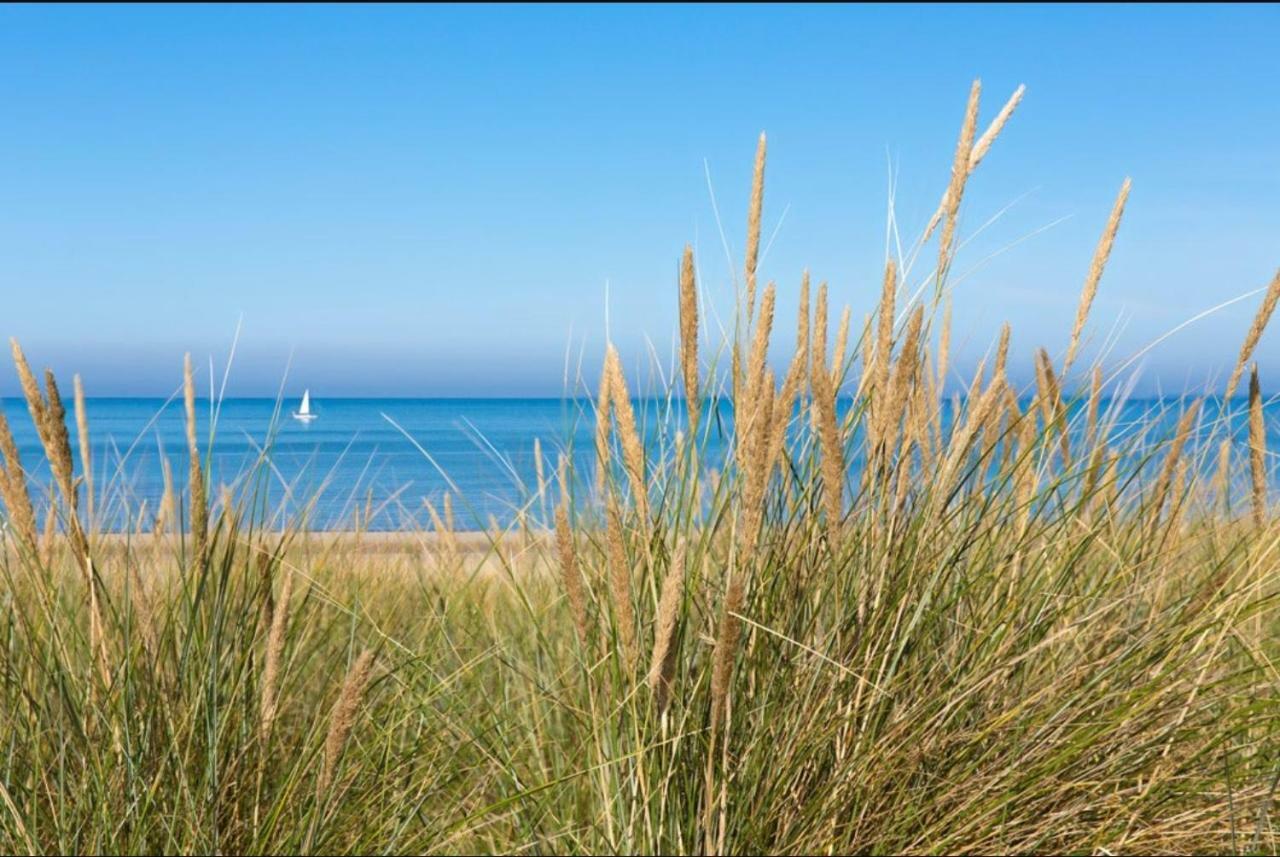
[882,304,925,455]
[1100,450,1121,514]
[763,273,809,470]
[12,344,107,680]
[1214,437,1233,512]
[859,312,874,385]
[744,133,767,322]
[423,499,457,566]
[442,491,458,552]
[40,499,57,565]
[259,566,294,744]
[796,271,811,373]
[1081,442,1108,516]
[155,454,175,537]
[1034,348,1071,467]
[604,346,649,522]
[10,340,46,430]
[971,84,1026,168]
[73,375,93,530]
[254,544,276,639]
[1013,407,1039,527]
[872,260,897,399]
[769,350,807,475]
[993,322,1011,381]
[924,84,1025,242]
[937,296,953,390]
[1250,365,1267,529]
[555,458,589,646]
[605,496,636,670]
[830,306,851,386]
[0,413,37,551]
[16,360,87,561]
[317,649,377,799]
[183,355,207,576]
[679,245,700,435]
[936,370,1003,493]
[739,370,775,553]
[1151,400,1201,521]
[812,282,829,389]
[593,355,614,494]
[42,371,77,511]
[709,565,744,731]
[1087,366,1103,445]
[813,359,844,544]
[738,283,777,469]
[1064,178,1131,374]
[1225,269,1280,401]
[937,80,981,282]
[647,540,686,714]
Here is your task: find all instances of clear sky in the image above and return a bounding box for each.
[1,4,1277,397]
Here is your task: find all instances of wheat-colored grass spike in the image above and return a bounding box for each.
[1064,178,1131,374]
[1225,269,1280,401]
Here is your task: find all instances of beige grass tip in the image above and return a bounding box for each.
[317,649,377,799]
[1064,178,1131,374]
[1225,269,1280,401]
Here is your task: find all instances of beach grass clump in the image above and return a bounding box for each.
[0,80,1277,855]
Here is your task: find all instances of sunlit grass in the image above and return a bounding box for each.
[0,80,1278,854]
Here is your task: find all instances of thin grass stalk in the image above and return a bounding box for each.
[604,346,649,523]
[556,458,589,646]
[936,80,981,287]
[184,354,207,576]
[1225,269,1280,401]
[647,540,686,715]
[259,566,294,744]
[923,83,1025,241]
[0,413,37,552]
[1064,178,1131,375]
[73,375,93,532]
[317,649,377,800]
[744,132,766,323]
[605,495,636,671]
[679,245,700,436]
[1250,365,1266,529]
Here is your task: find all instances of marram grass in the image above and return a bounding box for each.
[1,82,1279,855]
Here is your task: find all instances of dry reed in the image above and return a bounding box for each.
[604,345,648,522]
[647,540,686,715]
[1064,178,1131,374]
[679,245,700,435]
[1225,269,1280,401]
[594,355,614,494]
[936,80,980,284]
[0,412,37,551]
[184,354,207,575]
[924,83,1025,242]
[605,496,636,670]
[555,458,589,645]
[317,649,377,800]
[744,133,766,322]
[1250,365,1266,529]
[259,566,294,744]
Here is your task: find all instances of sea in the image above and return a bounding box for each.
[0,396,1270,532]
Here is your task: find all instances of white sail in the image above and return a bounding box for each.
[293,389,317,421]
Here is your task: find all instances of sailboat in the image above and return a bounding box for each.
[292,389,317,423]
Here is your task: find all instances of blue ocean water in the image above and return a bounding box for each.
[0,396,1272,532]
[1,397,610,532]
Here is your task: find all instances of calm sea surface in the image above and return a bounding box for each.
[0,396,1273,531]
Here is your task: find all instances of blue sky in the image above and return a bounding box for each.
[0,4,1277,397]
